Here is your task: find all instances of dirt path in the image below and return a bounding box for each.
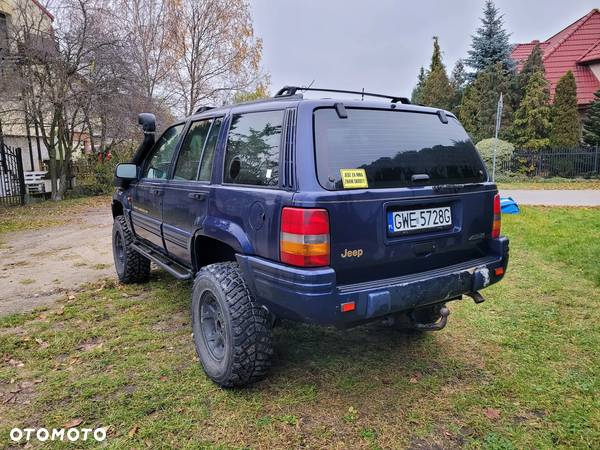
[0,204,114,316]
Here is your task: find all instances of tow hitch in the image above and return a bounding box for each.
[412,306,450,331]
[385,305,451,332]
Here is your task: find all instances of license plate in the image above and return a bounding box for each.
[387,206,452,234]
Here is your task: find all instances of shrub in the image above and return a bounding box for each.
[475,138,515,172]
[72,144,136,196]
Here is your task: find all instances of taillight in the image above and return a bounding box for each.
[492,193,501,238]
[280,207,330,267]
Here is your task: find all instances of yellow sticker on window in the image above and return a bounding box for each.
[340,169,368,189]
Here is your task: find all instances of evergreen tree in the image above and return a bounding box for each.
[450,59,468,109]
[514,43,545,107]
[582,89,600,146]
[466,1,513,73]
[419,37,454,111]
[458,62,515,143]
[550,71,580,148]
[511,70,551,149]
[411,66,427,104]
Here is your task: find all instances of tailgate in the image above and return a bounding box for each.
[295,187,496,285]
[308,106,495,284]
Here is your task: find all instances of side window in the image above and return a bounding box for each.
[223,110,284,186]
[173,119,212,181]
[143,124,184,179]
[198,117,223,182]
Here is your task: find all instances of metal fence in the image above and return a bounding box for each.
[498,147,600,178]
[0,144,26,206]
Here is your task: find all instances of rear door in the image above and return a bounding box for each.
[130,124,185,248]
[307,107,494,285]
[161,116,224,264]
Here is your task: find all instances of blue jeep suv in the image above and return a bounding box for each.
[111,86,509,387]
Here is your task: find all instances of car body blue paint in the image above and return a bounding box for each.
[113,96,509,326]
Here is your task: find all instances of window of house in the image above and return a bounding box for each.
[0,13,9,54]
[223,110,284,186]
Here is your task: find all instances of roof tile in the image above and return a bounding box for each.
[511,9,600,106]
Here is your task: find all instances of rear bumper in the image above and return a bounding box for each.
[236,237,509,326]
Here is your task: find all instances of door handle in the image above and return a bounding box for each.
[188,192,207,201]
[149,188,163,196]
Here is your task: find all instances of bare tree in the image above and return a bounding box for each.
[169,0,263,116]
[115,0,175,102]
[1,0,266,201]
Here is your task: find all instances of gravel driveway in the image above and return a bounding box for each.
[0,204,114,316]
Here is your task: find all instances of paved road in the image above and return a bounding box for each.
[500,189,600,206]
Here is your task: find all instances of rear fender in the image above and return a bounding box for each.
[201,216,254,255]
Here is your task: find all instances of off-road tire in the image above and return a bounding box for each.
[191,262,273,387]
[112,215,151,284]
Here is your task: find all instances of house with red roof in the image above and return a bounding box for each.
[511,9,600,114]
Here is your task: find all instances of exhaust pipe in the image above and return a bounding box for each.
[466,291,486,304]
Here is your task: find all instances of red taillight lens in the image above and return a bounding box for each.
[492,193,501,239]
[280,207,330,267]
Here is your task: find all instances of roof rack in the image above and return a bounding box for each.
[274,86,410,104]
[195,106,215,114]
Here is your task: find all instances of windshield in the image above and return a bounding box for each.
[314,108,486,190]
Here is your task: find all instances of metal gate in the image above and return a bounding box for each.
[0,144,26,206]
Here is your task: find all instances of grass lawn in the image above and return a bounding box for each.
[1,207,599,449]
[0,195,111,235]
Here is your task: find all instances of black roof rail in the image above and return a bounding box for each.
[274,86,411,104]
[195,106,215,114]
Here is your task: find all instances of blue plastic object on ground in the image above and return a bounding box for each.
[500,197,520,214]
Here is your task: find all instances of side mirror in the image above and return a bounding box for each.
[138,113,156,133]
[115,163,138,180]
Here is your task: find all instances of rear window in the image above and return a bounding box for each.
[314,108,486,190]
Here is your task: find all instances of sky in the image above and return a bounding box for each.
[250,0,599,99]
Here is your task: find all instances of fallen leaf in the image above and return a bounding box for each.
[68,295,75,300]
[409,377,419,384]
[159,376,167,382]
[63,418,83,428]
[484,408,501,420]
[7,359,24,368]
[35,338,49,349]
[128,425,139,437]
